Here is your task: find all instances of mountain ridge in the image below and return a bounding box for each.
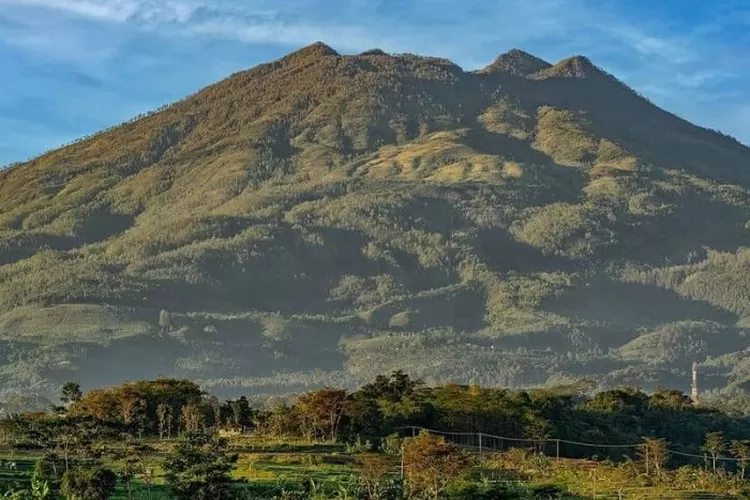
[1,43,750,403]
[4,43,747,170]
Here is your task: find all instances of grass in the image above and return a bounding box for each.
[1,437,745,499]
[0,439,361,499]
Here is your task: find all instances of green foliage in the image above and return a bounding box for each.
[403,431,468,499]
[32,457,61,497]
[162,433,239,500]
[60,467,117,500]
[61,382,82,406]
[7,372,750,499]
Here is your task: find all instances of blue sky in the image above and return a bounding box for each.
[1,0,749,165]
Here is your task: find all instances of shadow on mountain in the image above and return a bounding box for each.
[546,277,736,328]
[617,196,750,266]
[462,127,551,164]
[464,128,587,199]
[476,227,576,273]
[0,233,83,266]
[509,74,750,186]
[364,285,485,331]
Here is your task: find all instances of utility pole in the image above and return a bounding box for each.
[691,361,699,403]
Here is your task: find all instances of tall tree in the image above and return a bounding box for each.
[638,438,669,477]
[156,403,171,441]
[703,431,726,472]
[180,404,205,435]
[207,396,222,431]
[227,397,252,431]
[60,382,82,406]
[296,388,348,441]
[119,390,145,427]
[112,442,153,500]
[731,440,750,478]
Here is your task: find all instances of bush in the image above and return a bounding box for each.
[32,456,63,494]
[381,433,403,455]
[61,467,117,500]
[445,480,526,499]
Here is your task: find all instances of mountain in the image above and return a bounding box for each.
[2,42,750,401]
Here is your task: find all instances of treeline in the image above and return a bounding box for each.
[5,372,750,463]
[2,373,750,499]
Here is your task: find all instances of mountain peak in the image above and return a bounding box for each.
[481,48,552,76]
[282,42,340,64]
[539,55,599,78]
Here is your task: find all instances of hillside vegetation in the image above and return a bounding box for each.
[1,42,750,400]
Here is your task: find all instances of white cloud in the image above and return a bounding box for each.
[0,0,204,23]
[0,0,140,21]
[606,25,693,64]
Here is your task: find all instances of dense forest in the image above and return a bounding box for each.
[2,373,750,498]
[2,43,750,400]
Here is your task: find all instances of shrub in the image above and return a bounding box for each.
[61,467,117,500]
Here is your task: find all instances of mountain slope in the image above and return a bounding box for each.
[2,43,750,399]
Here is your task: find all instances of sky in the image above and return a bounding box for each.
[1,0,749,165]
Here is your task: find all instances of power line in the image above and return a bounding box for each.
[398,426,746,462]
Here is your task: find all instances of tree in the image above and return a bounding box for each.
[207,396,222,431]
[638,438,669,477]
[157,403,171,440]
[260,404,299,438]
[112,442,153,500]
[731,440,750,478]
[162,434,238,500]
[525,416,551,455]
[61,467,117,500]
[227,397,252,431]
[344,392,383,439]
[702,431,726,472]
[61,383,82,406]
[47,420,90,472]
[68,389,120,422]
[296,388,348,441]
[356,454,391,500]
[403,431,468,499]
[120,398,143,426]
[361,371,423,403]
[180,404,205,435]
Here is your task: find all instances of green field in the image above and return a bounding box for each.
[1,434,748,499]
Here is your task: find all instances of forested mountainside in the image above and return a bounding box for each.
[2,42,750,401]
